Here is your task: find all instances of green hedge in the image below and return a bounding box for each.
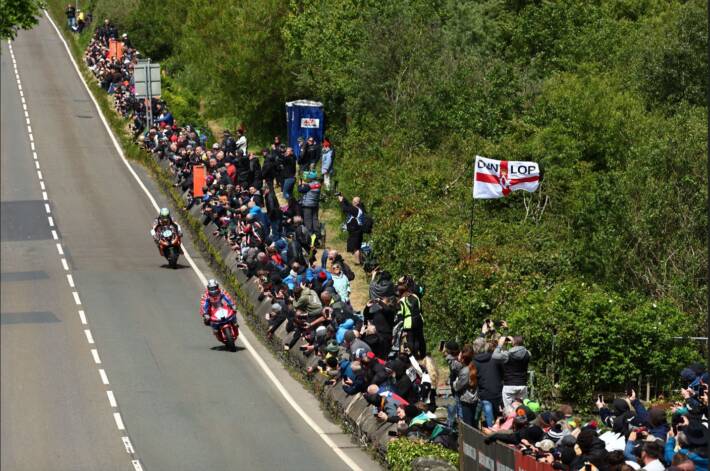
[386,439,458,471]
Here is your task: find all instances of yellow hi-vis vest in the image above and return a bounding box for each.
[399,294,421,329]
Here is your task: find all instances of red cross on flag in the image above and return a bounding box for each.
[473,155,540,199]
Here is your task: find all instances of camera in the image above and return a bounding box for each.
[438,340,446,352]
[334,191,342,197]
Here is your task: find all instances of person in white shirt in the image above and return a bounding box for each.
[640,441,666,471]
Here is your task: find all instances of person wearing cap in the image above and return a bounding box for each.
[121,33,132,49]
[343,330,371,361]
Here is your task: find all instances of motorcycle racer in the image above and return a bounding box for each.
[200,279,237,327]
[151,207,182,256]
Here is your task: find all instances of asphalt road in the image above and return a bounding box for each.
[1,17,377,471]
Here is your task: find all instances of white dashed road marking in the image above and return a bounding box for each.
[99,369,109,385]
[107,391,118,408]
[7,36,143,470]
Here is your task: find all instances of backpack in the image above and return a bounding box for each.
[361,213,374,234]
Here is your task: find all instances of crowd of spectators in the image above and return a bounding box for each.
[82,23,708,470]
[443,320,708,471]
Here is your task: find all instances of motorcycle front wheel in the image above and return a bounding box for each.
[222,327,236,352]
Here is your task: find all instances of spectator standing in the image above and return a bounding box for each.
[454,346,479,428]
[321,139,334,191]
[302,136,320,171]
[396,281,425,359]
[280,147,297,201]
[261,148,277,191]
[298,171,321,234]
[475,340,504,428]
[65,4,76,29]
[236,128,247,156]
[492,335,531,410]
[338,194,365,264]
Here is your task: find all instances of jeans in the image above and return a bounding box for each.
[502,385,528,411]
[447,397,463,429]
[461,401,478,428]
[282,177,295,201]
[67,17,77,29]
[302,206,319,234]
[481,399,499,427]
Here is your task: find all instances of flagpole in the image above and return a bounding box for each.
[468,198,475,256]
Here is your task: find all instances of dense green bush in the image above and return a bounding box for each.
[48,0,707,401]
[387,438,458,471]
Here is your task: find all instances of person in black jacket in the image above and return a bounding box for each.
[248,152,262,190]
[261,148,277,191]
[263,187,283,240]
[492,335,531,411]
[280,147,297,200]
[338,194,365,264]
[369,269,396,300]
[301,136,321,171]
[475,340,504,428]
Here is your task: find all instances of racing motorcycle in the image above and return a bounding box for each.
[207,305,239,352]
[158,228,182,268]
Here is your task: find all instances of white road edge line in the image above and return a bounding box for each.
[44,11,362,470]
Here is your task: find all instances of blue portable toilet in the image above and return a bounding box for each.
[286,100,324,159]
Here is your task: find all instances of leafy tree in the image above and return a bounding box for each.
[1,0,43,39]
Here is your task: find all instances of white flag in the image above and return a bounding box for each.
[473,155,540,199]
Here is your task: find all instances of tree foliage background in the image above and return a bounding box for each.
[1,0,43,39]
[49,0,707,402]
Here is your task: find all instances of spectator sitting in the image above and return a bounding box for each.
[342,361,366,395]
[343,329,371,360]
[331,263,351,304]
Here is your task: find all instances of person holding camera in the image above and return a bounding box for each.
[492,335,531,411]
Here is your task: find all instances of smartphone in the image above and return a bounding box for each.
[387,430,398,437]
[438,340,446,352]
